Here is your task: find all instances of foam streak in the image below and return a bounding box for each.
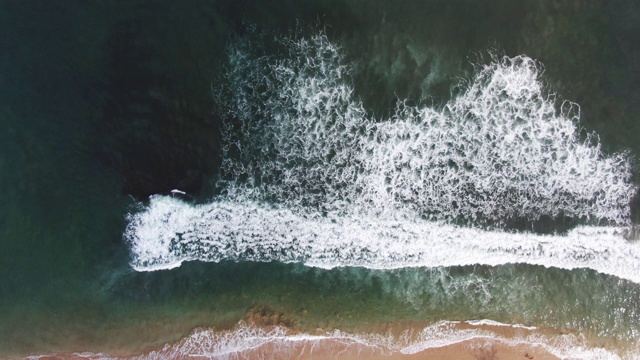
[126,196,640,285]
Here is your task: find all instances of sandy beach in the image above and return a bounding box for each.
[24,305,633,360]
[22,328,563,360]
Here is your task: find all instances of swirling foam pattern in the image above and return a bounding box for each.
[126,32,638,279]
[216,31,635,224]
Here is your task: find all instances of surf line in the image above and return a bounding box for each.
[27,320,628,360]
[125,196,640,285]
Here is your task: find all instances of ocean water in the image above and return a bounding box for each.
[2,0,640,359]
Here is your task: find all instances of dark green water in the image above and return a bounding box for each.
[1,0,640,357]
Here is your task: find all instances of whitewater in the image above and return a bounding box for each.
[125,31,637,287]
[126,196,640,285]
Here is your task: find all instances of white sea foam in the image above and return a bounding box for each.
[114,28,640,360]
[125,195,640,285]
[44,321,632,360]
[465,319,538,330]
[215,31,635,225]
[127,31,637,273]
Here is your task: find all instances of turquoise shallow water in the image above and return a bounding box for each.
[2,262,639,355]
[1,0,640,358]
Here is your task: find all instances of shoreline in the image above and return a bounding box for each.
[23,307,635,360]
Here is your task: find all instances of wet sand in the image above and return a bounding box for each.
[25,306,630,360]
[26,329,562,360]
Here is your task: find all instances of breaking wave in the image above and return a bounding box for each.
[125,196,640,285]
[126,31,638,281]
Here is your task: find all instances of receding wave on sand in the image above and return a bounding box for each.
[28,319,637,360]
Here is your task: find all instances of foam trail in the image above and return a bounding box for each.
[465,319,537,330]
[33,321,630,360]
[125,196,640,285]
